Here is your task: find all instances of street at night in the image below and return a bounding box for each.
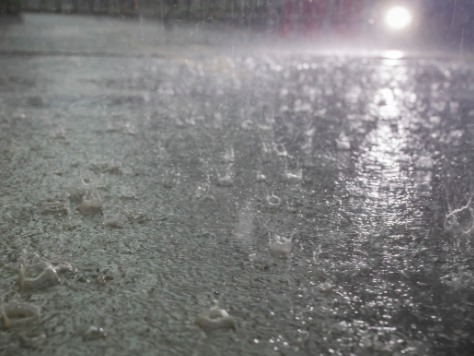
[1,4,474,356]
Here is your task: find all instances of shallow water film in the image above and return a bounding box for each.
[1,16,474,356]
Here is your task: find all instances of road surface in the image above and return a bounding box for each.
[0,13,473,356]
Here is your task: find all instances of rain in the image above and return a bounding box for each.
[0,1,474,355]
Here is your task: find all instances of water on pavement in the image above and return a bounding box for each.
[0,13,474,356]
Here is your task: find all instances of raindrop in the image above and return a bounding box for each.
[269,231,293,259]
[82,326,107,341]
[18,260,60,291]
[80,189,103,213]
[216,165,234,187]
[0,301,41,329]
[336,132,351,150]
[265,193,282,212]
[195,301,235,332]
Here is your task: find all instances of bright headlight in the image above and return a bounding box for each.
[385,6,412,30]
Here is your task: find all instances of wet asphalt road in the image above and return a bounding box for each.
[0,13,474,356]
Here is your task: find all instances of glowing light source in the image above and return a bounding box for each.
[385,7,412,30]
[382,50,404,59]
